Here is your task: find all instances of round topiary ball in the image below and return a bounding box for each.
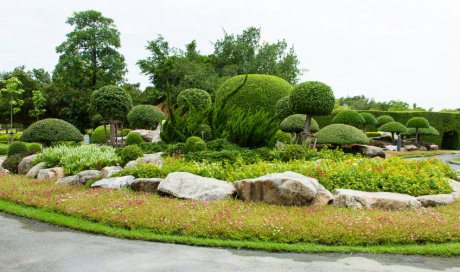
[331,110,365,128]
[90,126,111,144]
[376,115,394,126]
[289,81,335,116]
[90,85,133,120]
[184,136,207,153]
[275,96,294,120]
[215,74,293,115]
[406,117,430,129]
[125,132,144,146]
[127,105,165,129]
[21,118,83,146]
[7,141,28,156]
[120,144,144,165]
[378,121,407,134]
[316,124,370,145]
[280,114,319,133]
[360,112,378,126]
[176,88,212,112]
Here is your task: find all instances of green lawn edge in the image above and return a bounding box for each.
[1,199,459,256]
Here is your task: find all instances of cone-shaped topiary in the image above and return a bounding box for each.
[275,96,294,120]
[331,110,365,128]
[378,121,407,142]
[360,112,378,132]
[316,124,370,145]
[21,118,83,146]
[406,117,430,144]
[127,105,165,129]
[376,115,394,126]
[177,88,212,112]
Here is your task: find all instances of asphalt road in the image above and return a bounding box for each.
[0,212,459,272]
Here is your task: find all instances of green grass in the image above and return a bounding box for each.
[386,150,455,159]
[1,198,459,256]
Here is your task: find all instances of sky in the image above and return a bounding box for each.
[1,0,459,111]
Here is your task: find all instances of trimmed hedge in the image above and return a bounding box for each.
[280,114,319,133]
[7,141,28,156]
[177,88,212,112]
[376,115,394,126]
[316,124,370,145]
[331,110,365,128]
[125,132,144,146]
[90,126,110,144]
[378,121,407,134]
[21,119,83,145]
[275,96,294,120]
[127,105,164,129]
[406,117,430,129]
[185,136,207,153]
[289,81,335,116]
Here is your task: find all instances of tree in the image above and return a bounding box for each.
[29,90,47,120]
[378,121,407,142]
[280,114,319,144]
[376,115,394,126]
[289,81,335,137]
[331,110,365,128]
[0,77,24,141]
[406,117,430,145]
[90,85,132,145]
[360,112,378,133]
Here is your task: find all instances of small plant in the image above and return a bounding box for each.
[7,141,28,156]
[185,136,207,153]
[125,132,144,146]
[279,144,308,161]
[268,130,291,147]
[406,117,430,145]
[120,144,144,165]
[165,142,186,156]
[2,152,31,173]
[91,125,110,144]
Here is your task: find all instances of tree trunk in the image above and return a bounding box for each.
[303,115,312,146]
[391,132,395,143]
[363,125,367,133]
[415,128,419,145]
[109,117,116,146]
[92,45,97,87]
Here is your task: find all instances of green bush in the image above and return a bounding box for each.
[27,143,42,153]
[406,126,440,136]
[198,124,212,141]
[275,96,294,120]
[206,138,240,151]
[127,105,164,129]
[279,144,308,162]
[289,81,335,117]
[165,142,186,156]
[268,130,292,147]
[366,132,382,137]
[280,114,319,133]
[21,119,83,146]
[406,117,430,129]
[361,112,378,126]
[185,136,207,153]
[125,132,144,146]
[184,149,262,164]
[90,126,110,144]
[120,144,144,165]
[139,142,167,154]
[0,133,21,143]
[331,110,365,128]
[7,141,28,156]
[2,153,29,173]
[122,129,131,136]
[215,74,293,115]
[376,115,394,126]
[0,145,8,155]
[317,124,370,145]
[378,121,407,134]
[90,85,133,121]
[177,88,212,112]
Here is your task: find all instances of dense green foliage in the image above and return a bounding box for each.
[268,130,291,146]
[275,96,294,120]
[289,81,335,116]
[27,143,42,153]
[21,118,83,145]
[2,153,29,173]
[278,144,308,161]
[406,117,430,129]
[127,105,164,129]
[316,124,370,145]
[331,110,365,128]
[366,132,382,137]
[125,132,144,146]
[376,115,395,126]
[280,114,319,133]
[7,141,28,156]
[378,121,407,134]
[360,112,378,132]
[176,88,212,112]
[90,85,133,121]
[184,136,207,153]
[406,126,440,136]
[120,144,143,165]
[90,125,110,144]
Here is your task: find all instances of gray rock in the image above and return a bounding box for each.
[76,170,102,184]
[351,145,386,158]
[333,189,421,209]
[419,146,428,151]
[235,171,333,206]
[91,176,136,189]
[130,178,162,193]
[56,175,79,185]
[140,152,163,167]
[131,129,158,142]
[416,194,455,207]
[124,160,138,169]
[405,144,418,151]
[101,166,122,178]
[18,155,37,175]
[429,144,439,151]
[384,145,397,151]
[158,172,235,201]
[37,167,65,180]
[26,162,46,178]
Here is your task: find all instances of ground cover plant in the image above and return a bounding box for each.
[0,175,459,249]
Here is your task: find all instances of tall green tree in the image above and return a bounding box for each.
[0,77,24,140]
[29,90,47,121]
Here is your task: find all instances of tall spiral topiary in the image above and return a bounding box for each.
[316,124,370,145]
[376,115,394,126]
[21,118,83,146]
[360,112,378,132]
[289,81,335,135]
[127,105,165,129]
[90,85,133,146]
[406,117,430,145]
[176,88,212,112]
[378,121,407,142]
[331,110,365,128]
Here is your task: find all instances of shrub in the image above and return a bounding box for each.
[406,126,440,136]
[376,115,394,126]
[0,145,8,155]
[279,144,308,161]
[90,125,110,144]
[206,138,240,151]
[2,153,29,173]
[139,142,167,154]
[406,117,430,144]
[316,124,370,145]
[280,114,319,133]
[165,142,186,156]
[331,110,365,128]
[366,132,382,137]
[122,129,131,136]
[127,105,165,129]
[185,136,207,153]
[27,143,42,153]
[120,144,144,165]
[198,124,212,141]
[275,96,294,120]
[125,132,144,146]
[176,88,212,112]
[360,112,378,132]
[21,118,83,146]
[268,130,292,147]
[378,121,407,141]
[7,141,28,156]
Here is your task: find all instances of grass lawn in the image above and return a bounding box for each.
[0,143,8,155]
[386,150,455,159]
[1,174,459,255]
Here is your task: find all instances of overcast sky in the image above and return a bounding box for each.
[1,0,459,110]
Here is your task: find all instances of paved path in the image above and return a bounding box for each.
[0,213,459,272]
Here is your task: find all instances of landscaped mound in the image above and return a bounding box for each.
[316,124,370,145]
[21,118,83,145]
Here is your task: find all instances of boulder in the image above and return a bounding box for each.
[350,145,386,158]
[57,170,102,185]
[56,175,78,185]
[384,145,397,151]
[26,162,46,178]
[429,144,439,151]
[37,167,65,180]
[405,144,418,151]
[450,179,460,199]
[131,129,158,142]
[130,178,162,193]
[235,171,333,206]
[416,194,455,207]
[419,146,428,151]
[18,154,37,175]
[124,160,138,169]
[101,166,122,178]
[158,172,235,201]
[332,189,421,209]
[140,153,164,167]
[0,156,7,174]
[91,176,136,189]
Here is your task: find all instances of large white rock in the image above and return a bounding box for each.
[26,162,46,178]
[37,167,65,180]
[416,194,455,207]
[101,166,123,178]
[350,145,386,158]
[130,178,163,193]
[235,171,333,206]
[56,170,102,185]
[131,129,159,142]
[405,145,418,151]
[333,189,421,209]
[124,152,164,169]
[158,172,235,201]
[91,176,136,189]
[18,154,37,175]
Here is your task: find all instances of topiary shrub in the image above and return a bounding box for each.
[21,118,83,146]
[7,141,28,156]
[280,114,319,144]
[165,142,186,156]
[2,153,27,173]
[198,124,212,141]
[406,117,430,144]
[376,115,394,126]
[317,124,370,145]
[90,125,111,144]
[185,136,207,153]
[127,105,165,129]
[378,121,407,142]
[27,143,42,153]
[360,112,378,132]
[331,110,365,128]
[279,144,308,162]
[275,96,294,120]
[215,74,293,115]
[268,130,292,147]
[125,132,144,146]
[406,126,440,136]
[177,88,212,112]
[120,144,143,165]
[366,132,382,138]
